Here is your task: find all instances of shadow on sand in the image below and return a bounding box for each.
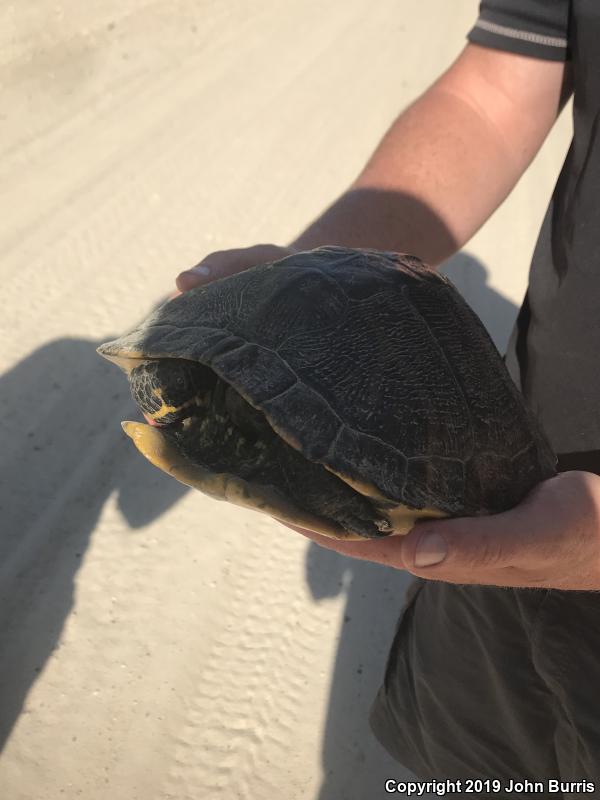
[0,330,189,752]
[0,255,521,792]
[306,251,520,799]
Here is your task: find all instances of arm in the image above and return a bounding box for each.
[177,42,571,292]
[290,43,572,264]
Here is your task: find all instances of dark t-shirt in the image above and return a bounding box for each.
[469,1,600,472]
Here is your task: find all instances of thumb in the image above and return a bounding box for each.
[400,508,534,582]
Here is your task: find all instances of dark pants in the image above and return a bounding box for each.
[369,578,600,795]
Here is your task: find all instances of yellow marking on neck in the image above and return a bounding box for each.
[147,389,180,420]
[148,389,199,421]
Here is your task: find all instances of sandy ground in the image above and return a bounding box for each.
[0,2,572,799]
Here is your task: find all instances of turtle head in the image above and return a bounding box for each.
[128,358,212,426]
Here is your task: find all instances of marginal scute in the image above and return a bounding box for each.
[210,341,297,405]
[405,456,466,514]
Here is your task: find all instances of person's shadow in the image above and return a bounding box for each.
[306,251,519,799]
[0,328,189,751]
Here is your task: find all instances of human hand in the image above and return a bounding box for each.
[285,471,600,591]
[175,243,298,293]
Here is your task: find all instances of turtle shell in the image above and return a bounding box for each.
[97,246,557,538]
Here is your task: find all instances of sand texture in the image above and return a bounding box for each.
[0,1,572,798]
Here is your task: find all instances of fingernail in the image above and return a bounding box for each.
[188,265,210,276]
[414,532,447,567]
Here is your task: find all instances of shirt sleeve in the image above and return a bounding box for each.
[467,0,570,61]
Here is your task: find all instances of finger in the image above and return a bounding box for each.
[282,521,407,565]
[175,263,212,292]
[175,245,292,292]
[175,251,235,292]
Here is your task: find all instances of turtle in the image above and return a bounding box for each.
[97,246,557,540]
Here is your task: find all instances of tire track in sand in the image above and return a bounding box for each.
[160,515,338,799]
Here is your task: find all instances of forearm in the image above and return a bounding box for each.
[291,45,569,266]
[291,89,511,264]
[176,47,568,291]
